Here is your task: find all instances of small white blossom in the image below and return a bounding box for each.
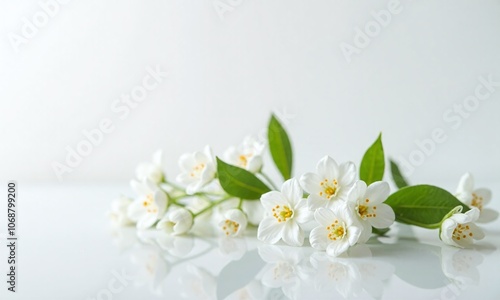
[346,180,395,243]
[300,156,357,210]
[157,207,193,235]
[136,150,165,183]
[309,205,362,257]
[127,179,168,229]
[108,196,134,227]
[223,135,265,173]
[440,207,485,248]
[176,145,216,195]
[218,209,248,237]
[257,179,311,247]
[455,172,497,223]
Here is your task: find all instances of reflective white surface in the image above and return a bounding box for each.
[1,183,499,299]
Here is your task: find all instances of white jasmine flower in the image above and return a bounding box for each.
[223,135,265,173]
[136,150,165,183]
[300,156,357,210]
[455,172,497,223]
[108,196,134,227]
[257,179,311,246]
[157,207,193,235]
[176,145,216,195]
[440,207,485,248]
[218,209,248,237]
[309,205,362,257]
[346,180,395,243]
[127,179,168,229]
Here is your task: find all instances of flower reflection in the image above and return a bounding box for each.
[156,234,194,258]
[258,245,308,300]
[129,244,169,295]
[309,245,394,299]
[218,237,247,261]
[441,247,484,286]
[178,264,217,299]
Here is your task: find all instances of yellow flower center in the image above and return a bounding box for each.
[326,219,346,241]
[190,163,206,177]
[221,219,240,236]
[238,153,253,168]
[452,223,475,242]
[142,194,158,213]
[357,198,377,219]
[319,179,339,200]
[471,193,484,211]
[272,205,294,222]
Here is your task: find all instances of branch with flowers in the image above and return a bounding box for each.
[109,113,497,256]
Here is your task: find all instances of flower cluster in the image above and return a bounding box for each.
[109,135,267,239]
[109,114,496,258]
[257,156,395,256]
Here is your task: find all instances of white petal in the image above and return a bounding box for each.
[127,200,146,222]
[369,204,395,229]
[309,227,329,250]
[317,156,339,180]
[178,153,195,171]
[154,191,168,216]
[474,188,492,206]
[356,220,372,244]
[257,217,284,244]
[299,172,323,195]
[326,240,350,257]
[281,178,303,205]
[440,219,459,247]
[457,172,474,193]
[314,207,336,226]
[338,162,357,187]
[281,221,304,246]
[346,180,367,205]
[292,199,312,224]
[468,223,485,240]
[347,223,362,246]
[261,191,287,211]
[307,195,329,210]
[365,181,390,204]
[137,213,157,229]
[247,155,263,173]
[226,209,248,230]
[464,208,480,223]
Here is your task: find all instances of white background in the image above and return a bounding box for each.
[1,0,499,184]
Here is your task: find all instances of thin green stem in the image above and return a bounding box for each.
[193,196,233,217]
[237,198,243,210]
[259,172,279,190]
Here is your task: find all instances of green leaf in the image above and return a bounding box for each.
[268,114,293,180]
[389,159,410,189]
[217,158,271,200]
[360,133,385,185]
[385,185,469,229]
